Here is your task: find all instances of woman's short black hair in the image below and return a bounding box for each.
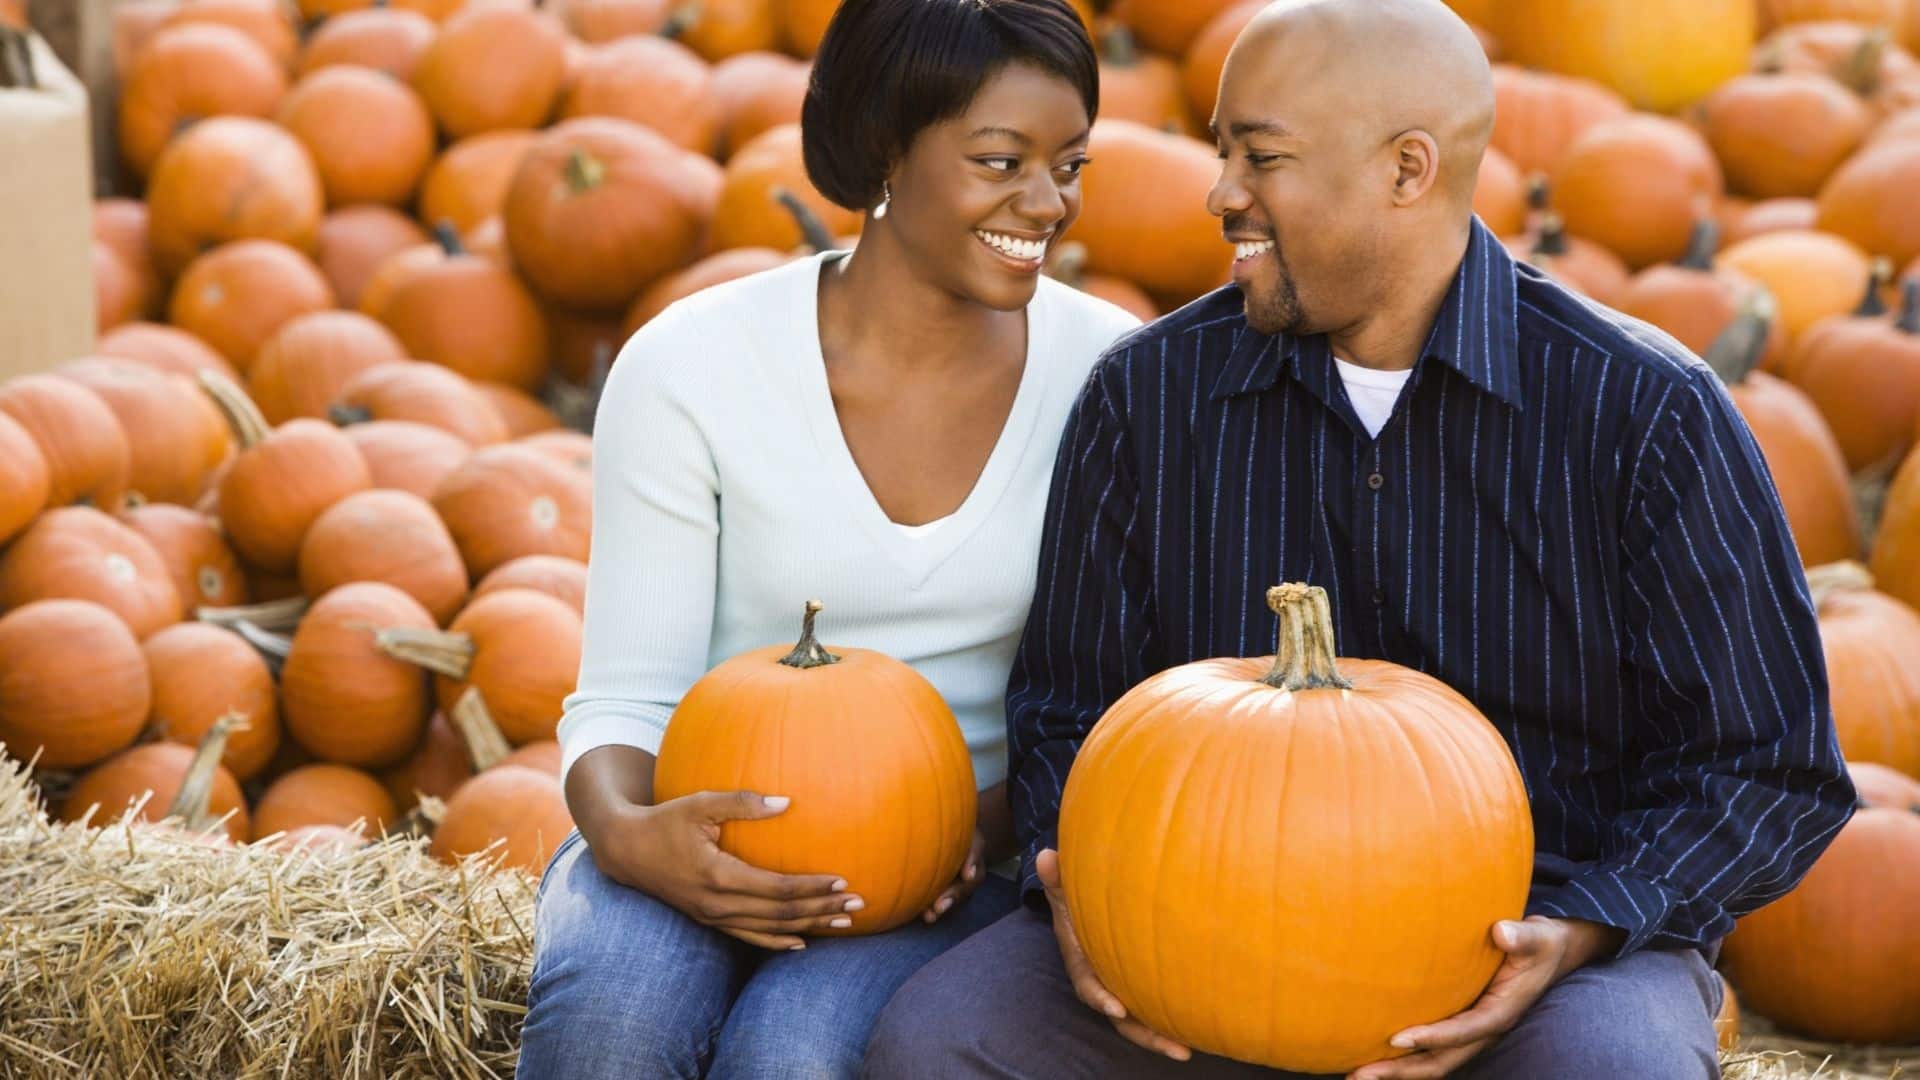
[801,0,1099,211]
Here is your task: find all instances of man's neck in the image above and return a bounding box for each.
[1325,224,1471,373]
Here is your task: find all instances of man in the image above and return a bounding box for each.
[862,1,1855,1077]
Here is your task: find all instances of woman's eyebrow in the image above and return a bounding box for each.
[968,126,1031,143]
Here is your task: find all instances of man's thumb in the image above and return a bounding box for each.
[1493,919,1543,954]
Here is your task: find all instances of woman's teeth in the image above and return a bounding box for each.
[1235,239,1275,262]
[975,230,1048,262]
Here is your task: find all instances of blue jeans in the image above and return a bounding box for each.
[519,829,1021,1079]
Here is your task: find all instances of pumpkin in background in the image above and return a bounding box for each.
[1118,0,1242,57]
[1758,0,1920,51]
[0,507,183,640]
[0,600,151,770]
[679,0,781,63]
[623,246,794,337]
[1805,562,1920,776]
[377,587,581,744]
[506,118,723,313]
[168,240,336,372]
[476,384,563,438]
[1069,120,1233,308]
[711,51,810,160]
[364,225,550,392]
[1789,278,1920,471]
[1486,66,1631,181]
[505,739,562,777]
[93,243,144,333]
[1870,442,1920,618]
[200,371,373,575]
[430,443,593,579]
[381,710,472,811]
[91,198,160,321]
[431,762,575,877]
[1614,221,1789,370]
[1472,147,1528,239]
[298,489,470,625]
[56,358,233,507]
[419,131,541,237]
[250,311,408,425]
[1716,977,1742,1052]
[1503,213,1631,304]
[1723,197,1822,245]
[710,123,863,252]
[0,411,49,545]
[277,66,437,208]
[517,430,593,473]
[144,622,279,781]
[1494,0,1754,113]
[1549,115,1724,270]
[145,117,324,278]
[344,420,474,501]
[331,361,509,448]
[251,763,398,841]
[1045,242,1162,324]
[97,323,239,384]
[1817,138,1920,266]
[279,581,435,767]
[412,3,567,138]
[1720,805,1920,1044]
[778,0,840,56]
[0,374,132,511]
[1057,584,1532,1073]
[60,738,249,844]
[297,6,436,81]
[1098,27,1191,135]
[315,206,431,310]
[654,600,976,934]
[1851,760,1920,809]
[1178,0,1260,127]
[561,36,720,155]
[552,0,674,42]
[1718,228,1875,342]
[156,0,298,72]
[117,23,287,177]
[1697,73,1871,198]
[121,502,248,611]
[473,554,588,614]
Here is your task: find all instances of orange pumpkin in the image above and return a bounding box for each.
[344,420,474,501]
[430,443,593,579]
[504,118,722,313]
[1724,196,1822,245]
[1503,213,1631,304]
[503,738,562,777]
[622,246,793,336]
[552,0,673,42]
[298,489,470,625]
[711,123,863,252]
[561,36,720,155]
[711,50,809,160]
[1790,278,1920,470]
[1720,806,1920,1043]
[144,117,324,277]
[1817,138,1920,266]
[1758,0,1920,52]
[0,506,183,640]
[120,502,248,611]
[0,375,133,512]
[157,0,298,71]
[430,762,575,877]
[1550,114,1724,269]
[144,621,279,781]
[168,240,336,372]
[93,242,144,333]
[654,600,976,934]
[117,23,287,177]
[1850,760,1920,809]
[0,411,49,545]
[1869,444,1920,623]
[679,0,780,62]
[250,311,407,426]
[1614,221,1789,370]
[1057,585,1532,1072]
[1068,120,1234,308]
[476,383,562,438]
[277,66,437,208]
[777,0,840,56]
[1495,0,1754,113]
[516,430,593,473]
[314,205,431,310]
[91,198,160,321]
[1044,241,1161,323]
[279,581,434,767]
[1698,73,1871,198]
[251,762,398,841]
[377,587,581,744]
[1718,228,1875,342]
[1119,0,1242,56]
[418,131,541,237]
[365,225,551,392]
[473,554,587,614]
[1487,65,1631,180]
[54,359,230,507]
[1472,146,1528,238]
[97,323,239,384]
[61,738,250,844]
[1715,976,1742,1052]
[330,360,511,448]
[1098,26,1191,135]
[380,709,473,811]
[411,3,567,137]
[297,6,436,82]
[1804,562,1920,776]
[0,599,151,770]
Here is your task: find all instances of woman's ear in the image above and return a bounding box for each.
[1390,129,1440,206]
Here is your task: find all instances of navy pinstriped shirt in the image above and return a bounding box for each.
[1006,219,1855,956]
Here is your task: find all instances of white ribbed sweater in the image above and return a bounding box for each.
[558,252,1141,789]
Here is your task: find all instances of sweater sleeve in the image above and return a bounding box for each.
[557,322,721,785]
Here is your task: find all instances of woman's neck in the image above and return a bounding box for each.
[817,223,1022,376]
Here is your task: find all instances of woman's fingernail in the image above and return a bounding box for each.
[788,942,806,951]
[831,879,848,892]
[844,897,865,912]
[1390,1034,1416,1049]
[830,916,852,928]
[964,864,977,881]
[1104,1001,1126,1019]
[763,796,790,811]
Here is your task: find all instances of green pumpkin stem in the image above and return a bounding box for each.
[1101,25,1139,67]
[328,403,373,427]
[165,711,241,832]
[432,219,466,257]
[1837,26,1889,97]
[1898,278,1920,335]
[663,2,700,39]
[772,186,836,253]
[1259,584,1353,691]
[1525,174,1550,213]
[1702,288,1775,388]
[564,148,607,194]
[777,600,841,669]
[1677,218,1719,271]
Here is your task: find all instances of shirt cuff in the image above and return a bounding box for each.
[1527,868,1682,957]
[556,706,667,786]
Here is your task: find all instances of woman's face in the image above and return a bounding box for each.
[881,62,1092,312]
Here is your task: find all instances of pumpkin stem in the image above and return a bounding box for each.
[1525,174,1551,212]
[197,370,271,450]
[776,600,841,669]
[1101,25,1139,67]
[1856,258,1892,317]
[772,186,836,253]
[1532,212,1569,258]
[1702,288,1775,388]
[449,686,511,772]
[1837,26,1889,97]
[230,620,292,677]
[1258,584,1353,691]
[396,793,447,840]
[1898,278,1920,335]
[195,595,308,633]
[564,148,607,194]
[165,711,242,834]
[374,626,477,680]
[431,220,465,258]
[328,403,374,427]
[1677,218,1719,271]
[663,2,700,39]
[1047,241,1091,289]
[1805,560,1875,609]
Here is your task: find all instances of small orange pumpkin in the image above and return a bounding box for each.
[0,599,152,770]
[377,586,581,743]
[144,118,323,278]
[0,411,49,545]
[711,50,810,160]
[343,420,475,501]
[365,225,551,392]
[61,734,250,844]
[430,762,575,877]
[314,205,431,311]
[411,3,567,138]
[473,554,587,614]
[1503,213,1631,304]
[120,502,248,611]
[1550,114,1725,269]
[561,35,720,155]
[418,131,542,237]
[711,123,863,252]
[330,361,510,448]
[0,506,184,640]
[168,240,336,372]
[297,6,436,82]
[0,374,132,512]
[277,65,437,208]
[1806,561,1920,776]
[298,489,470,625]
[144,621,279,781]
[56,358,233,506]
[157,0,298,72]
[251,762,399,841]
[1697,72,1871,198]
[1718,228,1875,342]
[1613,220,1789,370]
[279,581,435,767]
[250,311,408,426]
[431,443,592,578]
[97,323,239,384]
[117,23,287,177]
[1790,277,1920,471]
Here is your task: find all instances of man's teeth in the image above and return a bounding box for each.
[975,230,1048,261]
[1235,239,1276,261]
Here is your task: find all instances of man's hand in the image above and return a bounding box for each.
[1037,848,1193,1062]
[922,829,986,923]
[1347,916,1626,1080]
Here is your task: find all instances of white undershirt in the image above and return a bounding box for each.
[1333,356,1415,438]
[894,513,955,538]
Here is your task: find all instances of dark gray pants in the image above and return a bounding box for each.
[862,907,1722,1080]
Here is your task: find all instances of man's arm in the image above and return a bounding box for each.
[1006,363,1160,910]
[1530,366,1856,956]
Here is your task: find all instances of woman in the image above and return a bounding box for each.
[517,0,1141,1075]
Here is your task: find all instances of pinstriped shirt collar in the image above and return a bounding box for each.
[1207,216,1524,410]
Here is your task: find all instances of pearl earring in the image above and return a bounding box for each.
[874,182,892,220]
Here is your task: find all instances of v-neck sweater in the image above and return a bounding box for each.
[558,251,1141,790]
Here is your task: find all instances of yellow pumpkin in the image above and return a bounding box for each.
[1495,0,1755,113]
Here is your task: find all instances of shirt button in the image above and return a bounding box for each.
[1372,588,1387,606]
[1366,472,1385,491]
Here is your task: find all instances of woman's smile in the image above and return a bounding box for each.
[972,228,1053,273]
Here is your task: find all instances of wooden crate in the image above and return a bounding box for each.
[0,27,95,378]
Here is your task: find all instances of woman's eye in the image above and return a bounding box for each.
[981,157,1019,172]
[1055,158,1089,177]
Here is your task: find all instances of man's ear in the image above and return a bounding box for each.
[1390,130,1440,206]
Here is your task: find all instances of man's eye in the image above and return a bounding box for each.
[1246,154,1280,167]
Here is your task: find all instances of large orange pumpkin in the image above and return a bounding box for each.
[0,374,132,512]
[1804,562,1920,776]
[144,117,323,277]
[144,621,279,781]
[122,502,248,613]
[1097,26,1191,136]
[344,420,474,501]
[298,489,470,625]
[314,206,431,311]
[279,581,435,767]
[117,23,287,177]
[277,65,437,208]
[654,600,977,934]
[1057,584,1532,1073]
[1068,119,1234,308]
[1790,278,1920,471]
[1720,806,1920,1043]
[297,6,436,82]
[60,737,250,844]
[411,3,567,137]
[365,226,551,392]
[561,36,719,155]
[1487,65,1631,180]
[710,123,863,252]
[250,311,407,426]
[0,506,183,640]
[331,360,509,447]
[0,599,152,770]
[418,131,541,237]
[1817,137,1920,266]
[56,358,233,507]
[376,587,581,743]
[430,443,592,578]
[168,240,336,371]
[711,50,809,160]
[0,411,49,545]
[1495,0,1754,113]
[1550,114,1725,270]
[430,762,575,877]
[1698,72,1871,198]
[1850,760,1920,809]
[1718,228,1875,342]
[251,762,398,841]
